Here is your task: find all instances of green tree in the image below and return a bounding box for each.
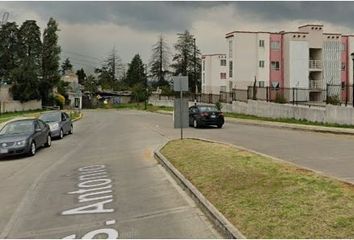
[171,30,201,93]
[76,68,86,85]
[95,48,123,90]
[149,34,170,86]
[125,54,147,87]
[84,74,98,93]
[41,18,61,105]
[61,57,73,75]
[0,22,20,82]
[10,20,42,102]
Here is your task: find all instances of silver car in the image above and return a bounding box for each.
[39,111,73,139]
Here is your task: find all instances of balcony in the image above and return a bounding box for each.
[309,80,322,89]
[309,60,322,70]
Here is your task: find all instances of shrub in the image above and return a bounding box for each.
[274,93,287,104]
[54,93,65,109]
[215,101,222,111]
[327,95,341,105]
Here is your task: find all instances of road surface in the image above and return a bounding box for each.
[0,110,220,239]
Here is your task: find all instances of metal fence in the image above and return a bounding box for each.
[151,84,354,106]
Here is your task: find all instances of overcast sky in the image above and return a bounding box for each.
[1,1,354,74]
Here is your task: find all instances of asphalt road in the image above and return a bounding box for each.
[1,109,354,239]
[0,110,221,239]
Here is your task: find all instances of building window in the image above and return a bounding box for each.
[202,60,205,71]
[202,73,205,83]
[341,43,346,52]
[259,40,265,47]
[271,41,280,50]
[229,40,233,58]
[259,60,265,68]
[341,81,345,90]
[220,59,226,66]
[229,61,233,78]
[341,62,346,71]
[271,61,280,70]
[220,86,226,92]
[258,81,265,87]
[220,73,226,79]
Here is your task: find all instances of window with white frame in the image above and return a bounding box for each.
[202,60,205,71]
[259,60,265,68]
[220,86,226,92]
[229,61,233,77]
[220,59,226,66]
[259,40,265,47]
[258,81,265,87]
[220,73,226,79]
[271,61,280,70]
[271,41,280,50]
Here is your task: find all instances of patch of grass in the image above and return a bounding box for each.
[112,103,173,112]
[225,112,354,129]
[0,109,45,123]
[161,139,354,238]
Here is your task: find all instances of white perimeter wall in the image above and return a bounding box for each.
[149,98,354,126]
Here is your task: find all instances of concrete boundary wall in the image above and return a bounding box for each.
[1,100,42,113]
[149,98,354,125]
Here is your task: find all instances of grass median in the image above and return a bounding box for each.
[160,139,354,238]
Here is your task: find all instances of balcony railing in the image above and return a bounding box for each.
[309,80,322,89]
[309,60,322,69]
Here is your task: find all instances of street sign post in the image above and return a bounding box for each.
[173,76,189,139]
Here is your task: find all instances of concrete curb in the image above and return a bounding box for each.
[72,112,83,122]
[154,144,246,239]
[154,110,354,136]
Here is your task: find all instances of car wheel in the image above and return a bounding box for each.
[59,129,64,139]
[69,125,73,134]
[29,142,36,156]
[193,119,199,128]
[45,135,52,147]
[217,123,223,128]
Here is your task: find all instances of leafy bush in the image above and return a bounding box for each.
[54,93,65,109]
[274,93,287,104]
[327,95,341,105]
[215,102,222,111]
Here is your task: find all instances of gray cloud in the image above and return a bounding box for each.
[233,2,354,29]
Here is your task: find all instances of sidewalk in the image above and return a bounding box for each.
[155,110,354,135]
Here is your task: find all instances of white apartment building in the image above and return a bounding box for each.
[203,24,354,102]
[201,54,228,94]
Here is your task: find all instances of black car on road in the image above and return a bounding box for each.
[0,119,51,157]
[189,105,224,128]
[39,111,73,139]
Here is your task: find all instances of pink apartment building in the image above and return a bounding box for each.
[202,24,354,102]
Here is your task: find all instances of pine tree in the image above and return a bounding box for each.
[0,22,20,82]
[10,20,42,102]
[61,58,73,75]
[125,54,146,87]
[41,18,61,105]
[95,48,123,90]
[171,30,201,93]
[149,34,170,86]
[76,68,87,85]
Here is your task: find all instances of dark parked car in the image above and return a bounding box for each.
[189,105,224,128]
[0,119,51,157]
[39,111,73,139]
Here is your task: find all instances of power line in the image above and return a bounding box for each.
[62,50,104,61]
[61,55,100,66]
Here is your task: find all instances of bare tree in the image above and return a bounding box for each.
[149,34,171,86]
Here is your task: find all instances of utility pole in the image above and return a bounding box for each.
[144,64,148,110]
[112,46,116,82]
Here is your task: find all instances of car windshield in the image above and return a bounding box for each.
[199,106,218,112]
[39,112,61,122]
[0,120,34,135]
